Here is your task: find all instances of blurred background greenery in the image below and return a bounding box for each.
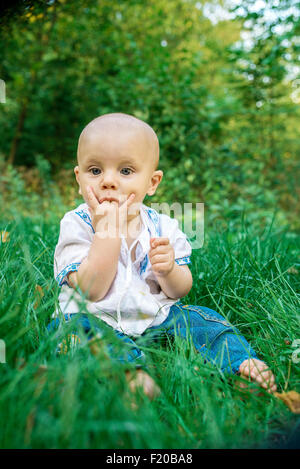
[0,0,299,230]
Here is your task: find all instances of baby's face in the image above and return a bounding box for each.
[74,122,162,212]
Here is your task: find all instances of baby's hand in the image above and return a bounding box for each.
[149,237,175,277]
[87,186,135,236]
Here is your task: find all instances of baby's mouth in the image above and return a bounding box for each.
[98,197,120,204]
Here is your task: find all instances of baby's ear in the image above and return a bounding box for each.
[74,166,82,195]
[147,170,163,196]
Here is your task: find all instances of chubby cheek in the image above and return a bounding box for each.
[75,173,84,196]
[79,177,92,198]
[129,180,147,199]
[77,180,84,196]
[78,182,88,202]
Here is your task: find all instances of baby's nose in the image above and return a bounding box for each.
[100,172,117,189]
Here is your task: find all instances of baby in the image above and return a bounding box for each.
[48,112,277,396]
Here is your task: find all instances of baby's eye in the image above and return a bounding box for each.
[120,167,133,175]
[90,168,101,176]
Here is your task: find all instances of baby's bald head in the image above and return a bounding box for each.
[74,113,163,207]
[77,113,159,171]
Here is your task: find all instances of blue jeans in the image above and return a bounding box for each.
[47,302,257,374]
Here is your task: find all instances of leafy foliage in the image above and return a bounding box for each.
[0,0,299,229]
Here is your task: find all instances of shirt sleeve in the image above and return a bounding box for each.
[159,214,192,265]
[54,209,93,286]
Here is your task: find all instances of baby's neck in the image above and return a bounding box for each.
[126,214,142,263]
[126,213,142,249]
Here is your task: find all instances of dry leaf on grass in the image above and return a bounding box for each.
[274,391,300,414]
[33,285,44,309]
[287,266,298,275]
[0,231,10,243]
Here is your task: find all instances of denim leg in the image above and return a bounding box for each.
[47,313,145,367]
[149,302,257,374]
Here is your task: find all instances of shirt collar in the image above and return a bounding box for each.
[130,205,151,262]
[124,204,158,263]
[80,202,158,262]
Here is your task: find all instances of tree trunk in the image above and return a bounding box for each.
[7,3,57,166]
[7,97,28,166]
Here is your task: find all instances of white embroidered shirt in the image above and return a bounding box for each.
[54,202,192,336]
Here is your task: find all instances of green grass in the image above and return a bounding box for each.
[0,210,299,449]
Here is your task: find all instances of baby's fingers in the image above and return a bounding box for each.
[124,193,136,207]
[86,186,99,211]
[150,237,170,249]
[119,193,136,213]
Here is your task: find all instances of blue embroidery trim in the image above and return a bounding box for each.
[140,254,148,275]
[175,256,191,265]
[56,262,81,286]
[146,208,161,236]
[75,209,95,233]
